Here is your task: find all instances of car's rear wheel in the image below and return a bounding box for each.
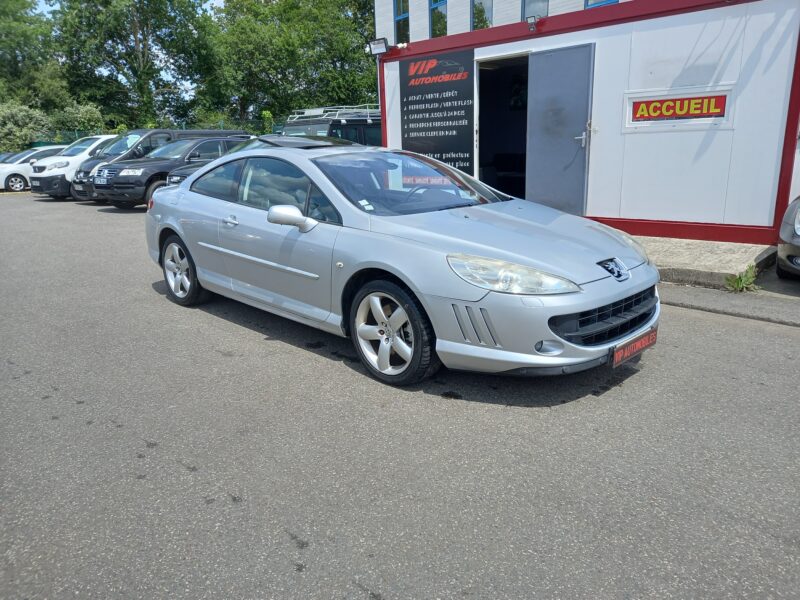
[161,235,210,306]
[350,280,440,386]
[5,174,26,192]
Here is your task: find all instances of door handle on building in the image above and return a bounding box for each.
[222,216,238,226]
[574,131,587,148]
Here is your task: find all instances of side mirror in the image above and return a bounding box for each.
[132,146,145,158]
[187,150,201,161]
[267,204,317,233]
[29,158,37,164]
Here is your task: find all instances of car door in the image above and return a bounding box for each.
[190,140,225,161]
[182,159,245,291]
[216,156,341,322]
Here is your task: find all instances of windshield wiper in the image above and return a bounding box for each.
[434,203,477,212]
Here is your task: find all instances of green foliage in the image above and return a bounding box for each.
[473,2,490,30]
[0,102,50,152]
[0,0,377,135]
[725,264,759,293]
[261,110,275,134]
[49,102,104,132]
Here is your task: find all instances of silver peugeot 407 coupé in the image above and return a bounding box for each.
[145,137,660,386]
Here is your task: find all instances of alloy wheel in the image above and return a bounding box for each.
[163,242,191,299]
[355,292,414,375]
[7,176,25,192]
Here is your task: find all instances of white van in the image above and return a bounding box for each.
[29,135,116,198]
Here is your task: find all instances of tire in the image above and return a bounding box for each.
[145,180,166,205]
[776,259,800,280]
[349,279,440,386]
[160,235,211,306]
[5,174,27,192]
[110,200,139,209]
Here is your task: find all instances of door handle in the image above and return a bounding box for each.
[222,216,238,226]
[573,131,587,148]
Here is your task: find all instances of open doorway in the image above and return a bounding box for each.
[478,55,528,198]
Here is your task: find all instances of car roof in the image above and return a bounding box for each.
[255,135,362,149]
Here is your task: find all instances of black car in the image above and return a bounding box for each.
[777,196,800,279]
[73,128,247,202]
[100,137,245,208]
[164,135,358,187]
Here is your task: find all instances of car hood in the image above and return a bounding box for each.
[369,199,647,285]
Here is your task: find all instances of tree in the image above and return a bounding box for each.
[202,0,377,120]
[49,102,104,132]
[0,102,50,152]
[54,0,209,125]
[0,0,52,98]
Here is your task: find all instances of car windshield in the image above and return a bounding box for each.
[4,149,36,164]
[101,133,143,157]
[146,139,196,159]
[313,151,510,216]
[59,137,101,157]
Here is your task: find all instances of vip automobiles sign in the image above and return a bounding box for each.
[400,50,474,174]
[632,94,727,122]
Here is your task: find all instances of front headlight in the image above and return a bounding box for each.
[794,208,800,237]
[167,175,184,184]
[618,231,649,264]
[447,254,580,295]
[47,161,69,171]
[119,168,144,177]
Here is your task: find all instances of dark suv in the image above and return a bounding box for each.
[100,137,245,208]
[73,128,246,202]
[282,105,381,145]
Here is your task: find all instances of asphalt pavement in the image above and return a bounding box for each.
[1,193,799,599]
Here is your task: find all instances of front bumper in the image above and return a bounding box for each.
[425,262,661,374]
[104,177,147,203]
[71,178,101,200]
[30,174,70,196]
[777,239,800,276]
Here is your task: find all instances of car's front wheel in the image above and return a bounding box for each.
[5,174,27,192]
[350,280,440,386]
[161,235,210,306]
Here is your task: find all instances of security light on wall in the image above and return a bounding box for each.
[368,38,389,56]
[527,15,539,31]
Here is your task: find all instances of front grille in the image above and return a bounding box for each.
[549,286,657,347]
[96,168,118,178]
[33,166,46,173]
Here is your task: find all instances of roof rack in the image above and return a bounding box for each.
[286,104,380,122]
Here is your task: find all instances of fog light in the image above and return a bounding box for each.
[790,256,800,267]
[534,340,564,355]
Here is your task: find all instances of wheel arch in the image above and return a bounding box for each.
[340,267,432,338]
[157,227,181,265]
[5,173,28,190]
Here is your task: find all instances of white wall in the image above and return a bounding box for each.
[410,0,431,41]
[375,0,395,43]
[494,0,522,26]
[382,0,799,227]
[549,0,583,16]
[448,0,471,35]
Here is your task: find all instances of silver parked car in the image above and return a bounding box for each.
[146,139,660,385]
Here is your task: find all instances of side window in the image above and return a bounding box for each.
[363,126,382,146]
[190,160,242,201]
[237,158,309,212]
[150,134,171,149]
[307,185,341,225]
[330,125,360,143]
[223,139,243,152]
[193,140,223,160]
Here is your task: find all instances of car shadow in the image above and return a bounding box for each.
[97,206,147,214]
[150,281,643,408]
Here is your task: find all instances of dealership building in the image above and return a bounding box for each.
[374,0,800,243]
